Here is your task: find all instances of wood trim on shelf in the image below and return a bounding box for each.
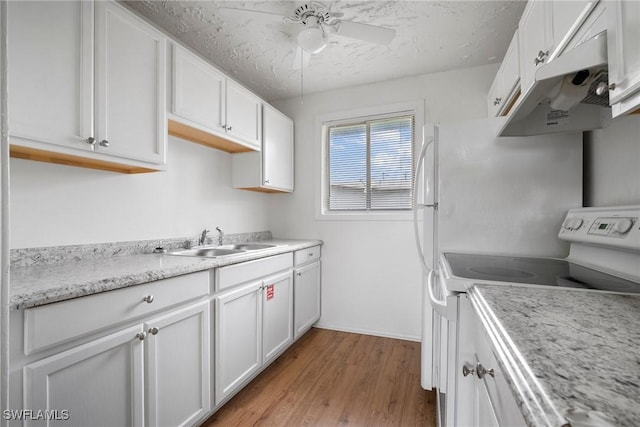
[237,187,289,193]
[168,119,254,153]
[10,145,158,174]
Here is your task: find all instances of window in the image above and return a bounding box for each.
[326,114,415,212]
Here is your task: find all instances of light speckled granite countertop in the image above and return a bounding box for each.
[469,285,640,427]
[10,239,322,310]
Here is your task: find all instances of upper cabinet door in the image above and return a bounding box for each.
[262,104,294,191]
[607,0,640,116]
[95,1,167,165]
[171,45,226,134]
[518,0,553,96]
[226,80,262,150]
[7,0,94,150]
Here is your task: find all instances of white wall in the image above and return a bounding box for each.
[9,136,270,248]
[270,64,499,340]
[584,114,640,206]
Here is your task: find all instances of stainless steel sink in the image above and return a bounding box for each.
[222,243,275,251]
[166,242,276,258]
[168,247,245,257]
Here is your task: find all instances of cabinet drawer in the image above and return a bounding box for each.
[215,253,293,291]
[294,246,320,266]
[475,325,526,426]
[24,271,209,355]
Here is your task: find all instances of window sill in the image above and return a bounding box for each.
[315,211,416,221]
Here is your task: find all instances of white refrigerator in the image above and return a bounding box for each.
[413,118,582,426]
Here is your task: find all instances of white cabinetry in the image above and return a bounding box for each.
[12,272,210,427]
[215,281,263,405]
[169,44,261,152]
[518,0,554,97]
[262,271,294,363]
[293,246,321,339]
[455,295,525,427]
[232,103,294,193]
[214,253,294,405]
[607,0,640,117]
[487,30,520,117]
[7,0,167,173]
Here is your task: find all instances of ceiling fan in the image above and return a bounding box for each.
[222,1,396,64]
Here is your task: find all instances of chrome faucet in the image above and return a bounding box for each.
[216,226,224,245]
[199,229,210,246]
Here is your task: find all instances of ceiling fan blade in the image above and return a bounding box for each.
[335,20,395,45]
[217,6,287,21]
[292,47,311,70]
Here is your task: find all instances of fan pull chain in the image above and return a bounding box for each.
[300,52,304,104]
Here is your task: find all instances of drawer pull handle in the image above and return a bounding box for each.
[136,332,147,341]
[142,295,154,304]
[308,253,314,257]
[476,363,495,379]
[148,327,160,335]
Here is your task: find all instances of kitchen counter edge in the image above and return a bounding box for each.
[10,239,323,311]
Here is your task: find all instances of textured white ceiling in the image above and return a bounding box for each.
[123,1,526,101]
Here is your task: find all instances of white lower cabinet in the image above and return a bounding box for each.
[12,271,210,427]
[145,300,211,427]
[455,294,525,427]
[23,299,210,427]
[215,281,263,405]
[293,261,321,339]
[214,259,294,406]
[24,324,145,427]
[262,271,294,363]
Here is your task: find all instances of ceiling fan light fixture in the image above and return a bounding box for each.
[297,26,327,54]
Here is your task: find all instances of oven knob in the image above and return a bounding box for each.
[613,218,634,235]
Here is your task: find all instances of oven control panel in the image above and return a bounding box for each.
[559,206,640,252]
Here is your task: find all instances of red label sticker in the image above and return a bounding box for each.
[266,284,275,301]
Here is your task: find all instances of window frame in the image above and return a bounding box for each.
[315,101,425,221]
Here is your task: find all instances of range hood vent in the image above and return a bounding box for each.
[499,32,612,137]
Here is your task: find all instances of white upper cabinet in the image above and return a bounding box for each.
[169,44,261,152]
[171,45,226,135]
[8,1,94,152]
[487,30,520,117]
[95,1,167,165]
[8,0,167,173]
[232,103,294,193]
[518,0,554,96]
[225,80,262,150]
[607,0,640,117]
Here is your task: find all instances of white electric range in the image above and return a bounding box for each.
[432,205,640,427]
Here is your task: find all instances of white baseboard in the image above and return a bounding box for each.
[313,322,420,342]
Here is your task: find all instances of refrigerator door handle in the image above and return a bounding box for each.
[427,269,448,318]
[413,136,435,273]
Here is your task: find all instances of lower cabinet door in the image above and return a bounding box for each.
[215,281,262,405]
[145,300,211,427]
[293,261,321,339]
[262,271,293,363]
[23,325,145,427]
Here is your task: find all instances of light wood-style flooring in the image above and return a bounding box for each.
[202,328,437,426]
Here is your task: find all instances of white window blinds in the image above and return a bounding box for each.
[327,114,415,211]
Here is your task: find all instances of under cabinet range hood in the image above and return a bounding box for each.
[499,32,612,136]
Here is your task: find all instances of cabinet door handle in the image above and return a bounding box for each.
[99,139,109,148]
[296,272,302,277]
[462,364,476,377]
[136,332,147,341]
[264,179,270,184]
[148,327,159,335]
[476,362,495,379]
[85,137,96,145]
[227,125,232,132]
[493,97,502,106]
[534,50,549,65]
[142,295,154,304]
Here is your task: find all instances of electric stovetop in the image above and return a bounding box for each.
[444,252,640,294]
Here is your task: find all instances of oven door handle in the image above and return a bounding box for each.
[427,269,447,318]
